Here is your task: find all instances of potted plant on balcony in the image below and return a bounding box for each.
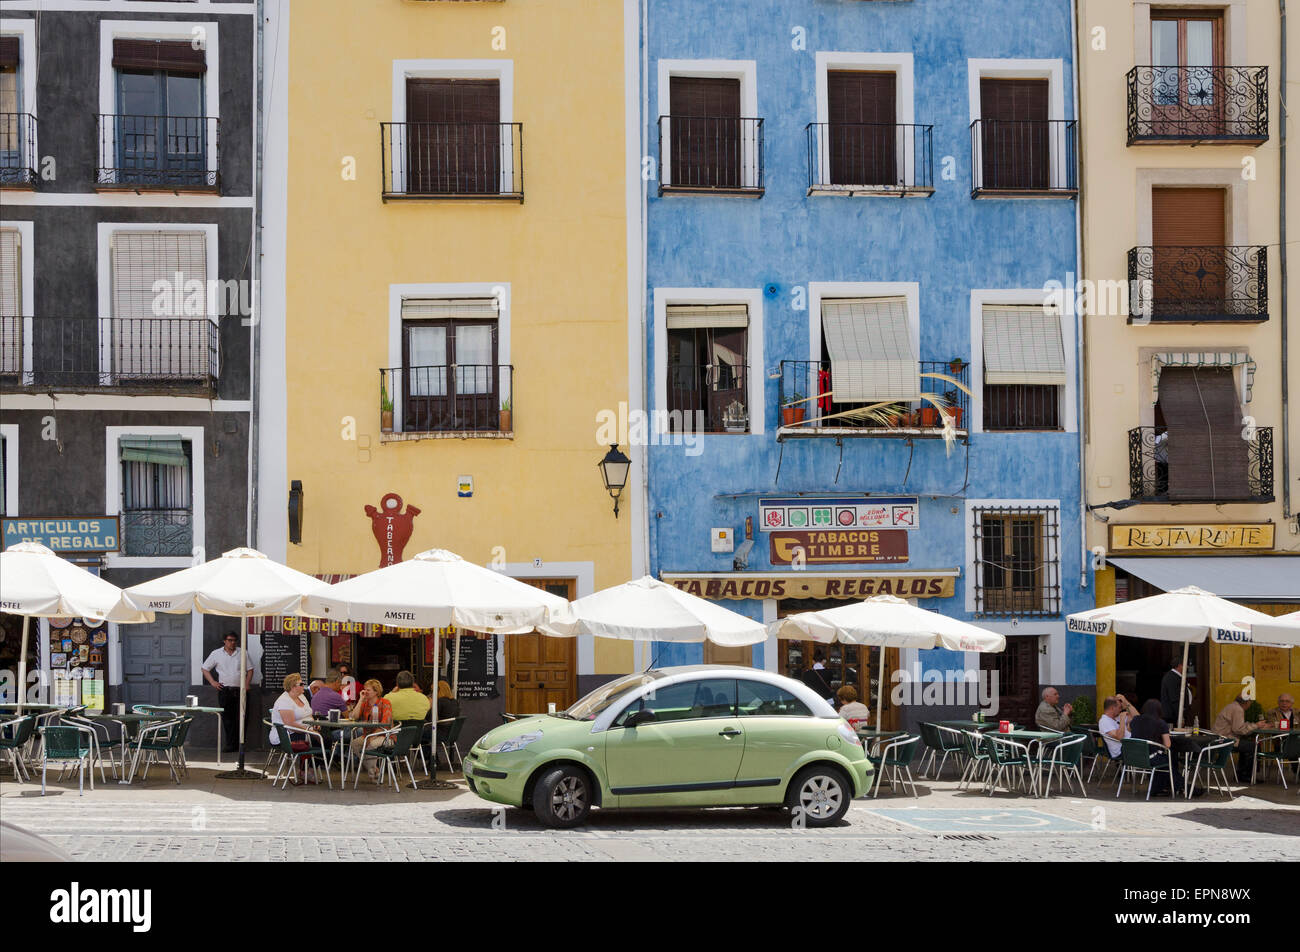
[941,389,963,429]
[781,391,807,426]
[380,380,394,433]
[722,400,749,432]
[499,397,512,433]
[948,356,967,376]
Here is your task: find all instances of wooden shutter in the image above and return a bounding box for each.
[112,39,206,75]
[1152,188,1226,314]
[828,71,897,186]
[110,231,208,379]
[1157,368,1248,499]
[669,76,741,188]
[821,297,918,402]
[0,228,19,376]
[405,78,501,194]
[0,37,18,70]
[980,78,1049,190]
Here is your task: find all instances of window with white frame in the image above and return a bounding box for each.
[818,297,919,426]
[398,297,505,433]
[118,436,194,558]
[968,59,1074,195]
[665,304,750,433]
[0,226,19,377]
[971,505,1060,617]
[981,305,1065,431]
[658,60,761,193]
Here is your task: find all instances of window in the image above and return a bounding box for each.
[827,70,897,186]
[1151,10,1222,108]
[1152,187,1227,316]
[666,305,748,433]
[668,76,742,189]
[979,78,1049,190]
[1156,367,1249,500]
[110,39,208,188]
[0,227,19,377]
[404,78,501,195]
[400,298,501,432]
[617,678,737,724]
[981,306,1065,431]
[737,680,813,718]
[972,506,1060,616]
[0,35,24,182]
[820,297,918,423]
[119,437,193,557]
[110,230,212,381]
[0,434,8,517]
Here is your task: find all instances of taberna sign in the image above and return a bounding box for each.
[1,517,120,553]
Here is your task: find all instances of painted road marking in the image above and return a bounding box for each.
[867,808,1094,833]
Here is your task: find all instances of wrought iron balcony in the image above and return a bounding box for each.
[667,361,749,433]
[776,359,969,440]
[96,114,220,192]
[1127,246,1267,323]
[657,116,764,195]
[379,364,514,439]
[970,119,1077,197]
[1127,66,1268,145]
[1128,425,1273,503]
[0,317,220,395]
[0,113,38,188]
[122,508,194,558]
[806,122,934,196]
[381,122,523,200]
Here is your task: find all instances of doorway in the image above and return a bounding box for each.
[504,578,577,715]
[121,614,191,707]
[979,634,1039,725]
[353,633,413,694]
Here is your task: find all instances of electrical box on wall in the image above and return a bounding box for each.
[711,527,734,553]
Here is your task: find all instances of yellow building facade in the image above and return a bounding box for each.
[264,0,636,714]
[1077,1,1298,720]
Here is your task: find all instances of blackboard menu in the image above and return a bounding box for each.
[261,631,308,689]
[454,634,496,699]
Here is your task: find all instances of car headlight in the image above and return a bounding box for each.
[837,722,863,748]
[488,730,543,753]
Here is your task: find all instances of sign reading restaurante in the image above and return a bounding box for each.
[662,572,955,600]
[1109,523,1275,552]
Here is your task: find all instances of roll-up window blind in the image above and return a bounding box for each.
[982,306,1066,386]
[0,229,21,376]
[0,37,19,70]
[400,298,498,322]
[1157,368,1248,500]
[665,304,748,330]
[821,297,918,402]
[112,39,206,76]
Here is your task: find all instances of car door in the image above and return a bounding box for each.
[604,677,743,807]
[732,679,820,802]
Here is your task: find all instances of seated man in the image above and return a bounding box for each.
[1212,694,1265,761]
[1097,695,1137,759]
[1265,693,1295,729]
[309,669,348,717]
[1034,686,1073,732]
[386,670,432,723]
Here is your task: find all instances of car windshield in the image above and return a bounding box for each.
[566,671,663,721]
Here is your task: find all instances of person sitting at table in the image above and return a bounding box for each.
[1211,694,1265,761]
[349,678,394,784]
[386,670,431,722]
[1264,694,1295,729]
[270,673,317,757]
[338,663,359,704]
[437,680,460,722]
[835,685,871,726]
[1034,687,1073,732]
[308,673,348,718]
[1098,694,1137,759]
[1130,699,1181,797]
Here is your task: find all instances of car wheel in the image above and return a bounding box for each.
[531,765,592,829]
[786,765,850,827]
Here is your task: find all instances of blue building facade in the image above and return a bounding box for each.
[640,0,1094,730]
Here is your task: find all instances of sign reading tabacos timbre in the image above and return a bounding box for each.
[769,530,908,565]
[1108,523,1275,552]
[662,573,955,601]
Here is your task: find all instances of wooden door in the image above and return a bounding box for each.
[405,78,500,194]
[828,71,897,186]
[1150,12,1223,136]
[1157,368,1248,499]
[669,76,741,188]
[1152,187,1226,316]
[980,635,1038,725]
[121,614,191,707]
[980,79,1049,190]
[505,579,577,714]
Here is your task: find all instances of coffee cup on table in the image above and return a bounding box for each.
[112,702,125,715]
[187,695,198,707]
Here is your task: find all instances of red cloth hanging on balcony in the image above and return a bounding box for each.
[818,368,832,415]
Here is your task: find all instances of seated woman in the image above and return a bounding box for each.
[270,673,318,781]
[1130,698,1181,797]
[836,685,871,727]
[349,678,394,783]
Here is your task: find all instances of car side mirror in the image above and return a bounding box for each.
[623,709,656,729]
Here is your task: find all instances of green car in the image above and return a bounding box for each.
[464,665,873,828]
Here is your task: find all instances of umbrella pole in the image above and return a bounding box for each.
[216,613,261,779]
[418,629,455,790]
[1176,641,1189,730]
[16,615,29,717]
[876,647,885,732]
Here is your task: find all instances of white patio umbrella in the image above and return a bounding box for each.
[302,548,569,785]
[0,542,154,715]
[1251,610,1300,647]
[122,547,331,778]
[1067,586,1295,728]
[770,594,1006,730]
[539,576,767,645]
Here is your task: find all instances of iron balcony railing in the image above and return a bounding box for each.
[1129,425,1273,503]
[0,317,220,394]
[983,384,1063,432]
[806,122,933,194]
[0,113,38,188]
[777,359,969,433]
[1127,66,1268,144]
[381,364,513,435]
[381,122,523,200]
[657,115,764,194]
[122,508,194,558]
[1127,246,1267,323]
[666,361,749,433]
[970,119,1077,196]
[972,505,1062,617]
[96,114,220,191]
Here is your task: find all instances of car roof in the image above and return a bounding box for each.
[617,665,838,720]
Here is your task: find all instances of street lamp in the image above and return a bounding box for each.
[598,444,631,518]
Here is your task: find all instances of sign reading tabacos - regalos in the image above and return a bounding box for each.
[662,572,955,601]
[1109,523,1275,552]
[769,530,908,565]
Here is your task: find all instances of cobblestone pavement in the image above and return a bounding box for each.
[3,756,1297,861]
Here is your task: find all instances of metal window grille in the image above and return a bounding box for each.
[972,506,1060,617]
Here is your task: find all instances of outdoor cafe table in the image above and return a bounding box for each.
[136,705,226,764]
[1248,728,1300,785]
[84,711,177,784]
[984,730,1066,797]
[303,718,389,786]
[937,720,1000,732]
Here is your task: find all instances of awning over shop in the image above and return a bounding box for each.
[1110,556,1300,602]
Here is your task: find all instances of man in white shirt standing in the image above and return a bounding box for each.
[1098,694,1137,758]
[202,632,253,753]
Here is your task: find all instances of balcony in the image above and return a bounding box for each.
[1127,66,1268,145]
[0,317,220,395]
[96,115,220,193]
[970,119,1077,198]
[0,113,38,188]
[775,359,970,442]
[122,508,193,558]
[657,116,764,196]
[1128,425,1273,503]
[379,364,514,441]
[381,122,523,201]
[806,122,933,197]
[667,361,750,433]
[1127,246,1267,323]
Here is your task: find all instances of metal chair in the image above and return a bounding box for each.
[929,725,968,779]
[867,734,920,798]
[957,729,991,791]
[398,718,432,777]
[63,714,124,783]
[266,720,332,789]
[37,724,96,795]
[1086,728,1123,783]
[916,722,943,778]
[1036,733,1087,797]
[439,716,467,772]
[1117,737,1175,800]
[1187,740,1236,799]
[127,716,192,784]
[0,715,37,782]
[354,723,424,791]
[1254,733,1300,789]
[985,734,1037,797]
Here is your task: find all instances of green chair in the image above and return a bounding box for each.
[1086,728,1122,783]
[0,715,37,782]
[65,714,125,783]
[1187,740,1236,799]
[916,722,943,778]
[266,719,332,789]
[957,729,990,791]
[37,724,96,796]
[1254,733,1300,789]
[398,717,432,777]
[930,725,968,779]
[355,722,424,791]
[127,716,193,784]
[1036,733,1086,797]
[985,734,1036,796]
[867,734,920,798]
[439,716,467,772]
[1117,737,1174,800]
